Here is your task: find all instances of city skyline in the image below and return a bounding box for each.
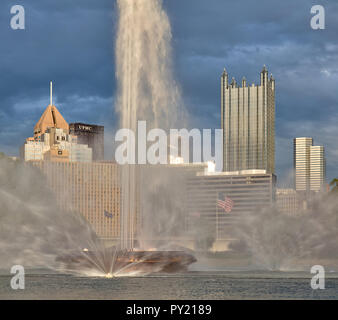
[1,0,338,303]
[0,0,337,184]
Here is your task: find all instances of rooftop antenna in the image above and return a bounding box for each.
[50,81,53,106]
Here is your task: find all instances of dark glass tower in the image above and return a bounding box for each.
[69,123,104,161]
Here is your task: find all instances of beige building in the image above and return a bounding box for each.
[221,66,275,173]
[310,145,326,192]
[294,137,313,191]
[32,161,121,239]
[294,137,326,192]
[21,82,92,163]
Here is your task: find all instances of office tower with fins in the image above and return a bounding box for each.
[221,66,275,173]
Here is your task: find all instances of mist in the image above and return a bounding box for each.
[0,154,103,271]
[230,191,338,270]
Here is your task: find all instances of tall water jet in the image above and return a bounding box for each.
[115,0,184,250]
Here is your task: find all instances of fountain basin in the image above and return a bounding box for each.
[55,248,197,275]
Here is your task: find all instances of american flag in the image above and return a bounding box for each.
[217,193,234,213]
[104,210,114,218]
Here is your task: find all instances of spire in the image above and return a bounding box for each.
[221,67,229,89]
[33,81,68,137]
[260,65,268,86]
[50,81,53,106]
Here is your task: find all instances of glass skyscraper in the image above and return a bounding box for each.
[221,66,275,173]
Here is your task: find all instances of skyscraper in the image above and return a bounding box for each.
[309,145,326,192]
[69,123,104,161]
[221,66,275,173]
[294,137,326,192]
[294,137,313,191]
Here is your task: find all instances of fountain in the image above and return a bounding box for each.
[0,0,195,277]
[0,155,195,277]
[115,0,184,251]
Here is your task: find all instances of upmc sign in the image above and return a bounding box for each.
[78,125,93,132]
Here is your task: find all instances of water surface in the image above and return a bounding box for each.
[0,270,337,300]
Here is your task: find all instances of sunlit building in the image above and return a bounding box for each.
[20,82,92,163]
[294,137,326,192]
[309,145,326,192]
[221,66,275,173]
[32,161,121,239]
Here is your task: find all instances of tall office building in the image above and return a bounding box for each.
[294,137,326,192]
[69,123,104,161]
[221,66,275,173]
[20,82,92,162]
[294,137,313,191]
[309,145,326,192]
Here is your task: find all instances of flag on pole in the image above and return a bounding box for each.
[217,192,234,213]
[104,210,114,218]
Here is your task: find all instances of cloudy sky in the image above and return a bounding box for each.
[0,0,337,185]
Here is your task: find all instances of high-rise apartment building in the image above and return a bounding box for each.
[69,123,104,161]
[221,66,275,173]
[294,137,326,192]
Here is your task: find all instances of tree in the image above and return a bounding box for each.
[330,178,338,193]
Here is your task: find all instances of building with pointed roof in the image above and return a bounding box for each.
[21,82,92,162]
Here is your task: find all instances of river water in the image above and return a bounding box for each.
[1,270,337,300]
